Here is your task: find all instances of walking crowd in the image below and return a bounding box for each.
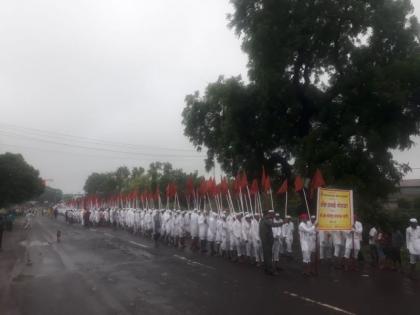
[59,206,420,278]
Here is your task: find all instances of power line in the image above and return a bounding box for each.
[0,130,206,158]
[0,121,197,152]
[0,142,204,161]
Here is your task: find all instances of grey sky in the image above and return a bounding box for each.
[0,0,419,193]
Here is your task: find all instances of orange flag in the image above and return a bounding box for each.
[277,179,288,194]
[294,176,304,192]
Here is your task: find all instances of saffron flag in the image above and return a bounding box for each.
[263,176,271,193]
[250,179,259,195]
[294,176,304,192]
[277,179,288,194]
[310,169,326,195]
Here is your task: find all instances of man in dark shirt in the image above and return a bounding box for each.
[259,210,280,275]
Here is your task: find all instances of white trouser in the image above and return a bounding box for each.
[244,241,251,257]
[285,237,293,253]
[253,240,264,262]
[302,250,311,263]
[272,239,281,261]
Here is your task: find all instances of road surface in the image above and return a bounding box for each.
[1,216,418,315]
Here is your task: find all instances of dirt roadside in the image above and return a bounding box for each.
[0,218,28,315]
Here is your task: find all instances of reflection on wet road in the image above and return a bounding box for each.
[3,216,419,315]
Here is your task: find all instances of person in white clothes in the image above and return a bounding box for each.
[207,212,217,255]
[198,211,208,253]
[251,213,263,266]
[232,213,244,261]
[272,213,283,269]
[189,210,199,251]
[282,215,294,257]
[242,214,253,260]
[344,215,363,271]
[406,218,420,279]
[368,225,379,267]
[299,213,316,276]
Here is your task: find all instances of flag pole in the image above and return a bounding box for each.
[269,189,274,210]
[285,191,288,217]
[239,188,244,212]
[257,192,263,215]
[302,188,311,217]
[206,193,213,212]
[246,186,254,214]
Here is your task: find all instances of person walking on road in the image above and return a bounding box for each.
[24,211,34,265]
[406,218,420,279]
[369,225,379,267]
[344,215,363,271]
[298,213,316,276]
[259,210,281,275]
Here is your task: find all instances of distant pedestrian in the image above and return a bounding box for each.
[369,225,379,267]
[24,211,33,230]
[406,218,420,279]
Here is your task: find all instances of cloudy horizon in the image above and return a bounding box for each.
[1,0,420,194]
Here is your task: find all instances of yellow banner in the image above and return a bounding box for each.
[316,188,353,231]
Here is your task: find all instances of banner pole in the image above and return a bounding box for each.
[303,188,311,217]
[269,189,274,210]
[246,186,253,214]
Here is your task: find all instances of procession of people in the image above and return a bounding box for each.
[58,204,420,279]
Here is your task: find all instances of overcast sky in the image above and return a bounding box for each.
[1,0,420,194]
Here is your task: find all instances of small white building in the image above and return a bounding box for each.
[399,179,420,198]
[386,179,420,209]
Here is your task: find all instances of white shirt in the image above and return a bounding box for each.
[299,221,315,251]
[369,227,378,245]
[406,226,420,255]
[282,221,294,239]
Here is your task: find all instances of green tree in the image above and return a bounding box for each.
[37,186,63,204]
[83,172,118,196]
[0,152,44,207]
[83,163,201,208]
[182,0,420,216]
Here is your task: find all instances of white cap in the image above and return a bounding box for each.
[285,215,291,219]
[268,209,275,214]
[409,218,418,223]
[311,215,316,219]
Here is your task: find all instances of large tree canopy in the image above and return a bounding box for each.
[0,152,44,207]
[182,0,420,211]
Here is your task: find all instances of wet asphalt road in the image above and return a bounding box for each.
[2,216,419,315]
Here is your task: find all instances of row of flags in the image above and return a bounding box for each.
[65,169,326,212]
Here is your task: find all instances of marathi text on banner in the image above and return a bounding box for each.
[316,188,353,231]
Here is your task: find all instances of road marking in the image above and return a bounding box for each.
[283,291,356,315]
[89,228,97,232]
[104,232,114,238]
[129,241,150,248]
[173,255,216,271]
